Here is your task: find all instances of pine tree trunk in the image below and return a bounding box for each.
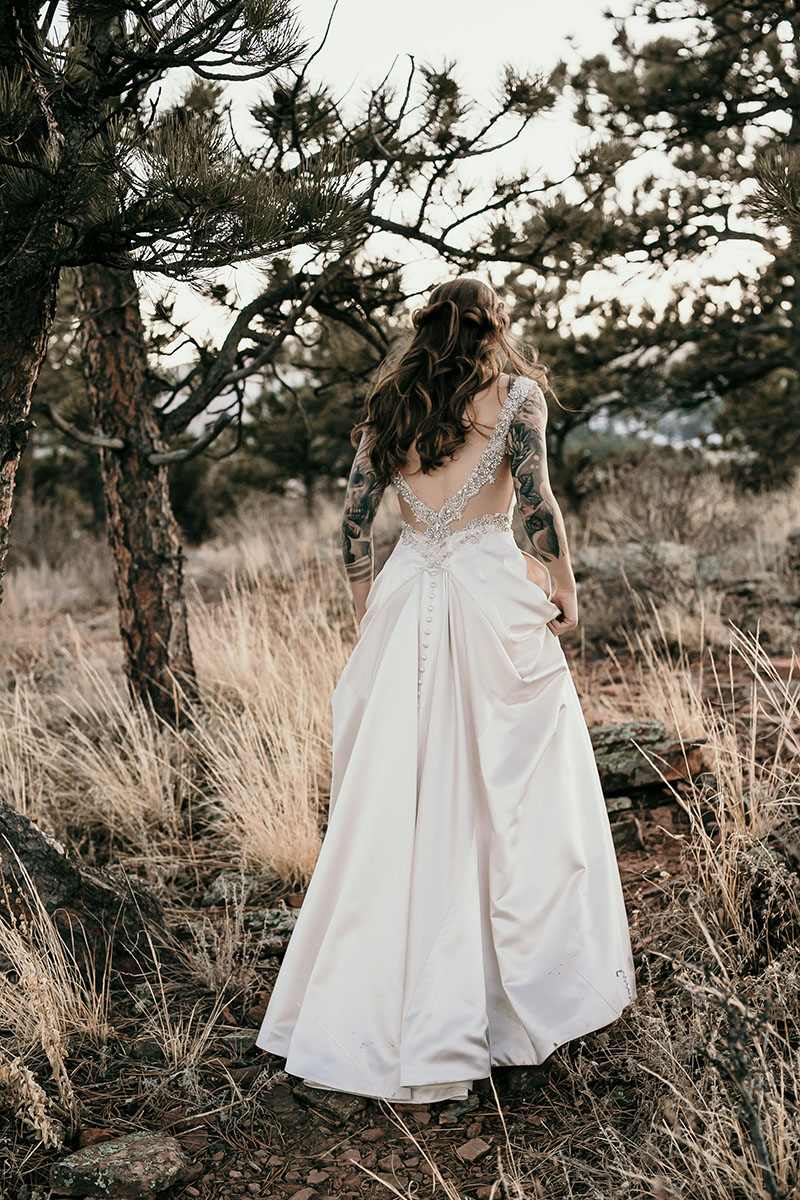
[0,268,59,603]
[0,799,162,958]
[73,263,198,722]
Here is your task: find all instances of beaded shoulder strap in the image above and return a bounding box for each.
[393,375,536,531]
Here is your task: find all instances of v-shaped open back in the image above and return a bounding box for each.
[392,375,534,539]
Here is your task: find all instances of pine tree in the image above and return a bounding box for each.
[567,0,799,479]
[1,0,356,716]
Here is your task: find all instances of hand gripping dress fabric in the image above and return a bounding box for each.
[256,376,637,1103]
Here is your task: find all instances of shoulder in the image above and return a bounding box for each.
[507,376,547,424]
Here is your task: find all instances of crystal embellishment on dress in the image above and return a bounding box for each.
[400,512,514,568]
[392,376,539,568]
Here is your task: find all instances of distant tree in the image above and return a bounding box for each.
[713,367,800,487]
[234,321,389,510]
[568,0,799,480]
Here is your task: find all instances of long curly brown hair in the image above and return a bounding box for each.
[353,276,550,484]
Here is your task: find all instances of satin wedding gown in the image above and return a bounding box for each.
[256,375,637,1103]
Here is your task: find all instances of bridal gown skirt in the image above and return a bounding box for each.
[256,526,637,1103]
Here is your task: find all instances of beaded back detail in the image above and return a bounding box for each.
[392,376,538,567]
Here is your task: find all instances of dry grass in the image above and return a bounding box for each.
[186,545,353,886]
[580,458,800,572]
[0,682,57,829]
[0,855,113,1141]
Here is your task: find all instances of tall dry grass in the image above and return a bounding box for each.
[186,540,353,886]
[579,457,800,572]
[0,855,113,1145]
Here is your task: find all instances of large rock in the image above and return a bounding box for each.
[50,1131,190,1197]
[0,801,162,955]
[572,541,707,588]
[590,720,707,797]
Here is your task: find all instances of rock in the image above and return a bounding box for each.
[201,870,256,907]
[243,904,298,953]
[218,1029,256,1060]
[127,1037,164,1062]
[377,1172,409,1190]
[292,1081,366,1121]
[769,656,798,681]
[721,575,784,609]
[226,1064,262,1086]
[243,905,298,933]
[501,1066,549,1095]
[50,1131,190,1197]
[247,990,270,1024]
[438,1093,479,1123]
[610,812,645,853]
[456,1137,492,1162]
[572,541,701,589]
[590,720,707,796]
[307,1170,329,1184]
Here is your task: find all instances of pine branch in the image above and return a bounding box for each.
[160,257,350,434]
[44,402,125,450]
[148,411,233,463]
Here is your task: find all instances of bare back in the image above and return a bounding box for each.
[395,373,515,533]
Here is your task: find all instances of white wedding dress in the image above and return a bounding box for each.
[256,376,637,1103]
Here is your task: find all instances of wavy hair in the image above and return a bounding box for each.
[353,276,550,484]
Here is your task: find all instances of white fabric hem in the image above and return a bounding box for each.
[300,1075,472,1105]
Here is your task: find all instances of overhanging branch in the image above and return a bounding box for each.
[148,412,234,464]
[44,402,125,450]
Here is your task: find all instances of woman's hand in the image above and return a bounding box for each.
[547,586,579,637]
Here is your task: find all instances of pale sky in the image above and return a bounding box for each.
[142,1,771,358]
[294,0,614,114]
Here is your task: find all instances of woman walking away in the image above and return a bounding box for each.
[256,275,636,1103]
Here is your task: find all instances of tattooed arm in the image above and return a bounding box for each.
[507,384,578,636]
[341,430,387,624]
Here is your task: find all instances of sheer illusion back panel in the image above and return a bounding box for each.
[394,374,517,533]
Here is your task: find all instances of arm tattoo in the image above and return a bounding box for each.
[507,390,562,562]
[341,433,386,584]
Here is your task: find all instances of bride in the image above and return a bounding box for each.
[256,276,637,1104]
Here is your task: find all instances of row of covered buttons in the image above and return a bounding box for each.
[417,567,437,693]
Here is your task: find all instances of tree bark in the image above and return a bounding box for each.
[0,268,59,603]
[0,799,162,957]
[73,263,198,722]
